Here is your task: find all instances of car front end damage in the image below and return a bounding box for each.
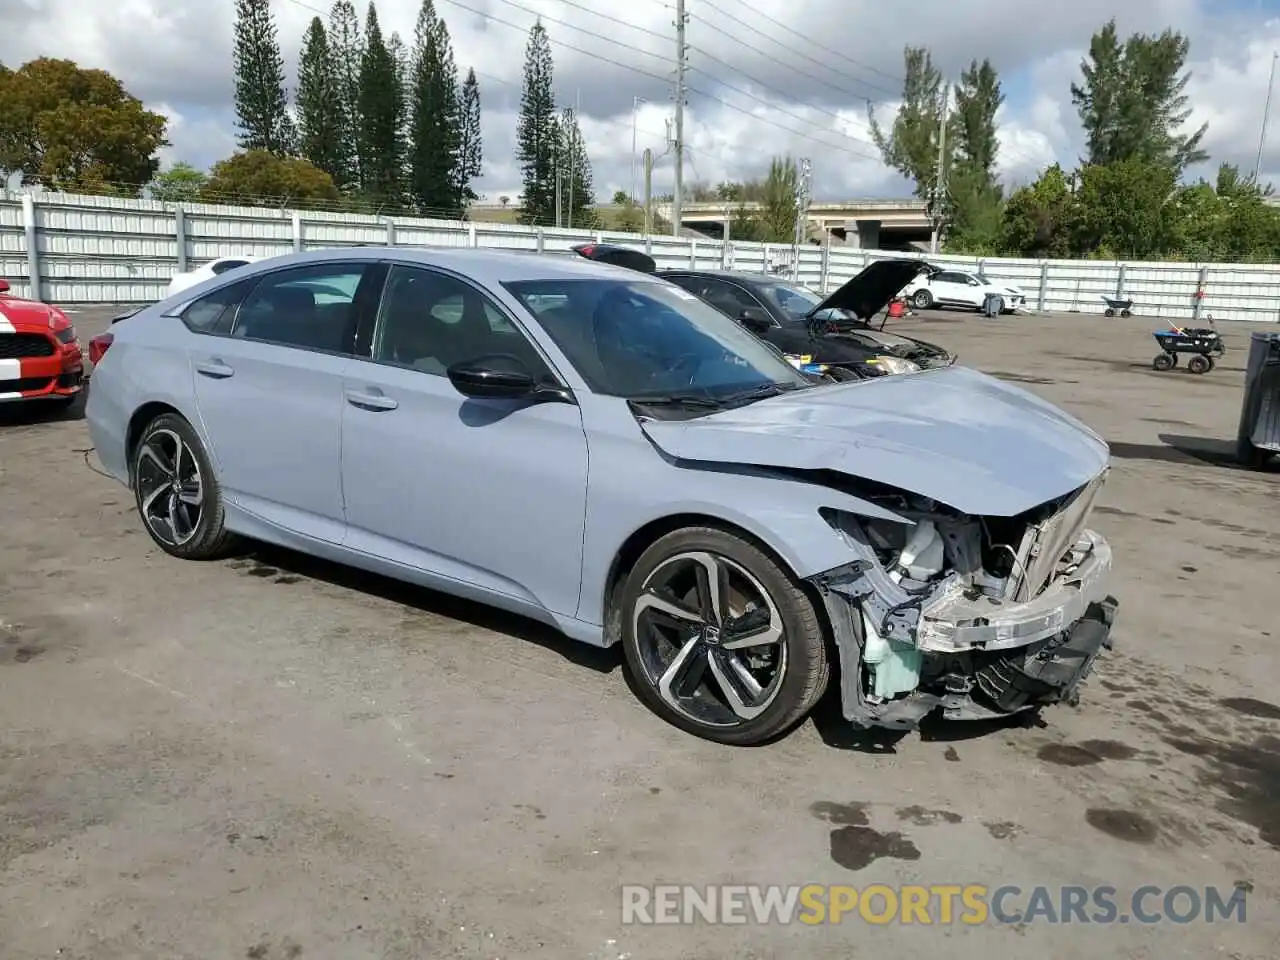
[808,472,1117,729]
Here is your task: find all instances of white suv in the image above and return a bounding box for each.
[902,267,1027,313]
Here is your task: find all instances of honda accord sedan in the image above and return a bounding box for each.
[87,247,1118,745]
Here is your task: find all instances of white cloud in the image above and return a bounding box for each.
[0,0,1274,201]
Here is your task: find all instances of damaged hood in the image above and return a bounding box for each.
[639,365,1110,517]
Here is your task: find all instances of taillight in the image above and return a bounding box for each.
[88,332,113,364]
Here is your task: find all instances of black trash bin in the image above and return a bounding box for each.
[1237,331,1280,468]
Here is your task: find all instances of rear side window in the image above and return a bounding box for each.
[230,262,371,354]
[179,277,258,335]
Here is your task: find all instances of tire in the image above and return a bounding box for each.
[1121,309,1132,318]
[911,289,933,310]
[132,412,238,560]
[619,526,829,746]
[1153,353,1175,371]
[1188,354,1210,375]
[1104,308,1115,317]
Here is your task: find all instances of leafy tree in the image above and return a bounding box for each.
[516,20,557,225]
[296,17,345,181]
[999,164,1078,258]
[758,156,800,242]
[557,107,597,228]
[357,2,405,207]
[952,58,1002,181]
[1073,158,1179,259]
[0,58,168,191]
[868,46,946,199]
[326,0,363,190]
[407,0,461,216]
[1071,19,1208,175]
[458,68,483,202]
[149,161,208,202]
[232,0,295,155]
[202,149,340,207]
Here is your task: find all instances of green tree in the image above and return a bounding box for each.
[999,164,1078,258]
[357,2,405,207]
[758,156,800,242]
[945,58,1005,252]
[868,46,946,198]
[457,68,483,202]
[326,0,363,190]
[1071,19,1208,175]
[202,149,340,207]
[0,58,168,191]
[149,161,207,202]
[516,20,557,225]
[296,17,345,181]
[557,107,597,228]
[232,0,295,155]
[407,0,461,216]
[1073,157,1179,259]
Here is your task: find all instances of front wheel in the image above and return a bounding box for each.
[1153,353,1175,371]
[619,526,829,745]
[132,413,238,559]
[911,289,933,310]
[1188,354,1211,375]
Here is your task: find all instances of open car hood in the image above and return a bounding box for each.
[638,365,1109,517]
[805,258,927,320]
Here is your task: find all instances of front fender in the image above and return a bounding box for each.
[577,461,904,628]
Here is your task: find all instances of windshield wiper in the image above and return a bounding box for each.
[627,392,726,408]
[717,382,802,404]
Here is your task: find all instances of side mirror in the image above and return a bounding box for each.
[738,307,773,333]
[0,278,10,293]
[447,356,538,399]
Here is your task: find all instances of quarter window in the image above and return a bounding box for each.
[231,263,369,353]
[371,266,551,379]
[179,277,257,335]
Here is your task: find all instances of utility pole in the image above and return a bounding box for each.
[672,0,689,237]
[1257,52,1278,182]
[568,90,580,229]
[631,96,646,202]
[929,83,949,254]
[792,158,812,280]
[643,148,654,234]
[554,152,563,229]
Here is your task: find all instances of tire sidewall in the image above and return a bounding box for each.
[132,413,224,557]
[618,527,825,744]
[912,290,932,309]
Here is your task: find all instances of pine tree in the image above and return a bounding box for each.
[326,0,364,191]
[232,0,296,155]
[408,0,461,216]
[387,30,413,187]
[457,68,483,203]
[296,17,345,180]
[516,20,557,225]
[558,107,597,229]
[357,2,405,207]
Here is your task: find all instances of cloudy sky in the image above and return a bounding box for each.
[2,0,1280,203]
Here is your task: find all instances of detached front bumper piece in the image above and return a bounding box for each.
[811,530,1119,731]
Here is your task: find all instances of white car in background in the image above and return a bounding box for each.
[902,266,1027,313]
[166,255,261,297]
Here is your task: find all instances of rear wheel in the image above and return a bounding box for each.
[911,289,933,310]
[1153,353,1175,371]
[619,526,829,746]
[1188,354,1211,375]
[132,413,238,559]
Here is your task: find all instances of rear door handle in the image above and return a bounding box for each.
[195,359,234,379]
[345,388,399,411]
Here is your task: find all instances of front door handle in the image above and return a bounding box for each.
[195,359,234,379]
[345,388,399,411]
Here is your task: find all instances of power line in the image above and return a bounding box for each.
[697,0,899,102]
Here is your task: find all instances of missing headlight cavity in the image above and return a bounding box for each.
[812,475,1119,731]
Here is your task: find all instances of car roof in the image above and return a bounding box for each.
[231,245,660,285]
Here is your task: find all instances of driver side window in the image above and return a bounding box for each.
[371,266,551,379]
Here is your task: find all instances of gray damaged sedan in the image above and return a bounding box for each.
[86,247,1118,745]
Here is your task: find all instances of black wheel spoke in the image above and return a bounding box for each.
[137,428,204,548]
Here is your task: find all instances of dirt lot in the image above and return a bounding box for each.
[1,305,1278,959]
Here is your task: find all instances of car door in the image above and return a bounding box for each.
[665,274,778,325]
[929,271,973,306]
[339,263,589,618]
[187,259,385,543]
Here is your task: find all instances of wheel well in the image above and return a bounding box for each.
[600,512,824,646]
[124,402,182,478]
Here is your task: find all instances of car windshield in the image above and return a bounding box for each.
[504,277,811,400]
[758,281,823,320]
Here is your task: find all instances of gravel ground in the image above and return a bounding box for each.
[1,305,1277,959]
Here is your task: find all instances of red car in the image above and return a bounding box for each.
[0,278,85,407]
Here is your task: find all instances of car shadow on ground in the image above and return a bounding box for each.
[1109,433,1280,474]
[233,541,623,675]
[0,390,86,426]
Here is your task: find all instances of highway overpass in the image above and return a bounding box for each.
[653,199,932,249]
